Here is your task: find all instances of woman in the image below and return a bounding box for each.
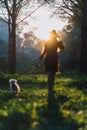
[39,29,64,93]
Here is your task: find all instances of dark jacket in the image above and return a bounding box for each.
[40,37,64,72]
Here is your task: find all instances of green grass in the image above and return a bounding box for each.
[0,72,87,130]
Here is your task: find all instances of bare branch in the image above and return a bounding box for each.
[0,9,8,22]
[3,0,12,16]
[17,1,45,25]
[61,0,81,22]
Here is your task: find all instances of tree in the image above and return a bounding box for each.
[79,0,87,73]
[44,0,81,22]
[0,0,31,73]
[60,0,82,22]
[60,0,87,73]
[0,0,46,73]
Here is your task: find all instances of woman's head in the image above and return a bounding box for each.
[50,30,59,38]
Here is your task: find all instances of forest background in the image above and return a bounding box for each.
[0,0,83,74]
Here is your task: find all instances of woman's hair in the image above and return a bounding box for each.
[50,30,59,37]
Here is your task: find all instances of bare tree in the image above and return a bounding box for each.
[79,0,87,73]
[60,0,87,73]
[57,0,87,73]
[0,0,47,73]
[0,0,32,73]
[60,0,82,22]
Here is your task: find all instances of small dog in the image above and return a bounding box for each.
[9,79,20,95]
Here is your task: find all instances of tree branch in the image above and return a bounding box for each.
[17,1,46,25]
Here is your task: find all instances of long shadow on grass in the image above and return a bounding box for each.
[0,90,83,130]
[37,90,82,130]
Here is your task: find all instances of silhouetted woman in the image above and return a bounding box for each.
[39,29,64,94]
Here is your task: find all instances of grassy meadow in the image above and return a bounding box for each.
[0,72,87,130]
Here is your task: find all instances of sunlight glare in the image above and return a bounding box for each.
[20,6,68,40]
[33,8,67,40]
[35,28,50,40]
[34,18,67,40]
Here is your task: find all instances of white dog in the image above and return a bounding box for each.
[9,79,20,95]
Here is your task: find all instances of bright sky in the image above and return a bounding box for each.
[20,3,68,40]
[0,0,68,40]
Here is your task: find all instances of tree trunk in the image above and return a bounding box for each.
[8,15,12,73]
[79,0,87,73]
[11,15,16,73]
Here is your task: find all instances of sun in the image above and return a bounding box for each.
[34,19,67,40]
[33,8,67,40]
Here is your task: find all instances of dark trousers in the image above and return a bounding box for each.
[47,71,55,91]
